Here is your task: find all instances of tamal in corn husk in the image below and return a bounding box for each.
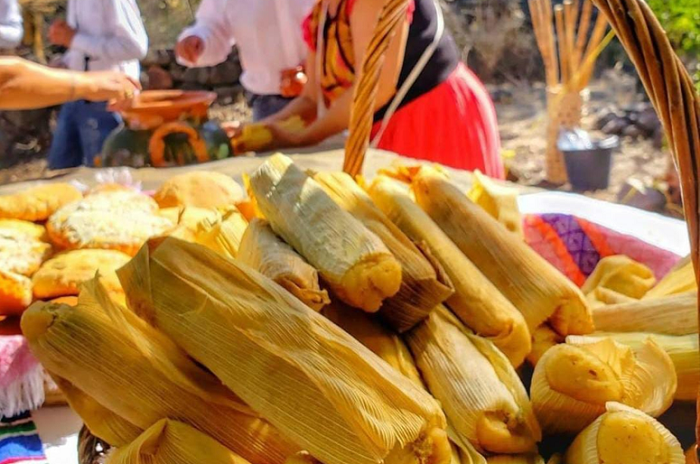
[366,175,530,367]
[249,155,401,312]
[582,255,656,300]
[238,218,329,311]
[644,256,696,299]
[120,237,450,464]
[315,171,453,331]
[193,208,249,258]
[466,171,523,237]
[530,337,676,435]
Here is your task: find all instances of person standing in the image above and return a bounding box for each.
[46,0,148,169]
[0,0,22,52]
[175,0,315,121]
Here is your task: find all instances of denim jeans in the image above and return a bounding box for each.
[47,100,121,169]
[247,93,294,122]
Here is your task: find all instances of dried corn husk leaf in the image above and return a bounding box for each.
[322,301,424,387]
[366,175,530,367]
[467,171,523,237]
[527,325,563,366]
[193,208,249,258]
[644,256,696,299]
[531,337,676,435]
[592,293,698,335]
[411,166,593,338]
[563,403,684,464]
[582,255,656,300]
[238,219,329,311]
[315,171,453,331]
[586,287,637,307]
[106,419,250,464]
[160,207,221,242]
[52,375,143,446]
[249,155,402,312]
[120,237,450,464]
[22,280,298,464]
[406,305,541,455]
[569,332,700,402]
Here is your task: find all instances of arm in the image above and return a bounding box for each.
[286,0,409,147]
[0,57,139,110]
[176,0,235,67]
[70,0,148,62]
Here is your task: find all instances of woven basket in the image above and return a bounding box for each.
[78,0,700,460]
[545,87,589,184]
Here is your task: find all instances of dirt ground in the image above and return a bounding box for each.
[0,70,674,214]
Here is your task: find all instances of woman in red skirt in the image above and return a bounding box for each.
[256,0,504,179]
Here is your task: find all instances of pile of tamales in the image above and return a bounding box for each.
[21,154,696,464]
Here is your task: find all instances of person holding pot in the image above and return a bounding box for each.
[252,0,503,178]
[175,0,316,121]
[46,0,148,169]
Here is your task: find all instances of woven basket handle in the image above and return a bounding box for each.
[590,0,700,448]
[343,0,412,177]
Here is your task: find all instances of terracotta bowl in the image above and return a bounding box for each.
[119,90,217,128]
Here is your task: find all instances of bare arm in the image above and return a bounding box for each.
[0,57,139,110]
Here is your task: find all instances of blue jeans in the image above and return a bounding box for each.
[47,100,121,169]
[248,93,294,121]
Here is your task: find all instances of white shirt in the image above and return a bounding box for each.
[178,0,315,96]
[0,0,23,49]
[62,0,148,80]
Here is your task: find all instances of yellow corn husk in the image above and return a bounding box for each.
[562,402,684,464]
[315,171,453,331]
[238,218,329,311]
[586,287,637,307]
[486,456,545,464]
[322,301,424,387]
[466,171,523,237]
[161,207,221,243]
[569,332,700,401]
[367,175,531,367]
[582,255,656,300]
[410,167,593,338]
[193,208,249,258]
[405,305,541,455]
[105,419,251,464]
[52,375,143,446]
[527,325,563,366]
[120,237,450,464]
[530,337,676,435]
[644,256,696,299]
[249,155,402,312]
[592,292,698,335]
[285,451,323,464]
[21,280,298,464]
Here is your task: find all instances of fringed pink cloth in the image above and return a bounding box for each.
[0,337,47,419]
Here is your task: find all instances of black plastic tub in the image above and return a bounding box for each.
[561,136,619,191]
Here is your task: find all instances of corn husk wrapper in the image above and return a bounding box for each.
[160,207,221,243]
[52,375,143,446]
[586,287,637,307]
[315,171,453,332]
[367,175,530,367]
[410,167,593,338]
[527,325,563,366]
[563,402,684,464]
[21,280,298,464]
[238,219,329,311]
[249,155,401,312]
[322,302,424,387]
[644,256,697,299]
[120,237,450,464]
[193,208,249,258]
[569,332,700,402]
[592,292,698,335]
[106,419,250,464]
[466,171,523,237]
[582,255,656,300]
[531,337,676,435]
[406,305,541,455]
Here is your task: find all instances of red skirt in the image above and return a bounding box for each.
[371,63,504,179]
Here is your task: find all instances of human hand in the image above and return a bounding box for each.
[49,19,76,48]
[175,35,205,64]
[266,122,305,150]
[222,120,244,139]
[78,71,141,105]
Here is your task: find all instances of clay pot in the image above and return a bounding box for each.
[118,90,217,130]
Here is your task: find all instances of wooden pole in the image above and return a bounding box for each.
[574,0,593,66]
[554,5,569,85]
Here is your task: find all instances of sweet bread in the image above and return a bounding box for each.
[47,191,174,256]
[32,249,131,299]
[0,183,82,221]
[0,219,48,241]
[0,270,32,315]
[154,171,245,209]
